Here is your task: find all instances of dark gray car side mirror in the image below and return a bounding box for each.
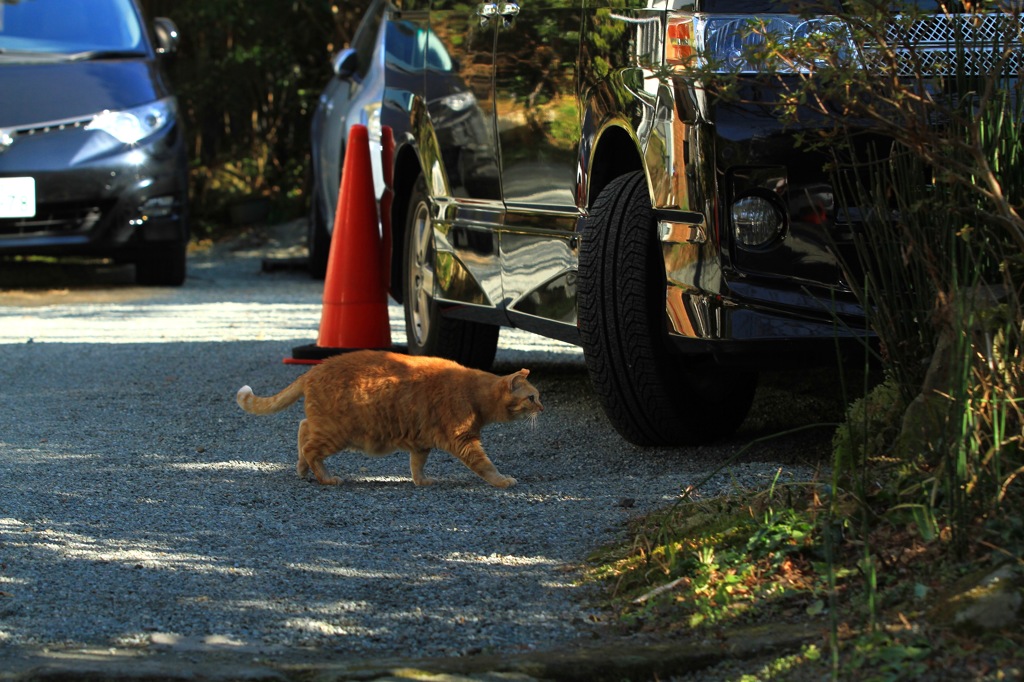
[153,17,180,57]
[332,48,359,79]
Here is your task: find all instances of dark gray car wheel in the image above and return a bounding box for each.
[403,173,498,370]
[307,191,331,279]
[578,171,757,445]
[135,238,187,286]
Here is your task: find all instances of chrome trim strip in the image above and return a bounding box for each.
[659,219,706,244]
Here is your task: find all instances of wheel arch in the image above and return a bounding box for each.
[586,123,646,212]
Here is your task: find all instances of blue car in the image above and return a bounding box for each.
[0,0,189,286]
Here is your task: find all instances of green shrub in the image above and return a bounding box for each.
[138,0,371,236]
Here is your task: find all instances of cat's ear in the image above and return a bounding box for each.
[508,369,530,390]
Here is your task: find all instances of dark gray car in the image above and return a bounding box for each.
[308,0,491,279]
[0,0,188,286]
[307,0,387,278]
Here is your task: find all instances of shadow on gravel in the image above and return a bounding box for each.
[0,256,136,289]
[0,332,852,665]
[0,257,160,308]
[0,341,607,658]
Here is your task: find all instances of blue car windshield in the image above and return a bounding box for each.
[0,0,145,55]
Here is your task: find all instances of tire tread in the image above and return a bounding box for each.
[579,172,756,446]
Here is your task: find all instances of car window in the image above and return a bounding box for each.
[386,21,422,69]
[385,21,453,72]
[0,0,144,54]
[422,29,452,71]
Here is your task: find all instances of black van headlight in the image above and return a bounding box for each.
[667,14,855,73]
[731,193,785,249]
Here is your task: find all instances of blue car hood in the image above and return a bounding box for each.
[0,59,167,128]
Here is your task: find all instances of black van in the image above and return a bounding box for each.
[340,0,1009,445]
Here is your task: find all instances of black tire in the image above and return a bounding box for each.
[578,171,757,445]
[402,174,498,370]
[307,191,331,279]
[135,238,187,286]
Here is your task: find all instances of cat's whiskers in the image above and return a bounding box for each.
[527,411,539,430]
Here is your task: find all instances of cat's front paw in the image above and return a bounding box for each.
[413,477,438,487]
[492,475,517,489]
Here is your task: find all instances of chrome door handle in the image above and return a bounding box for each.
[478,2,518,25]
[477,2,499,26]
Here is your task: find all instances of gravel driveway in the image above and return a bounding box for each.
[0,221,837,661]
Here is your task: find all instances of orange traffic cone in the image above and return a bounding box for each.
[287,124,392,364]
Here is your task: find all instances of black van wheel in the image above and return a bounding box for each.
[578,171,757,446]
[402,174,498,370]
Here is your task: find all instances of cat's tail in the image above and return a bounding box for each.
[236,377,305,415]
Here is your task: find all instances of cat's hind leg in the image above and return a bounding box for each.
[409,449,436,486]
[296,419,311,479]
[297,420,341,485]
[454,439,516,488]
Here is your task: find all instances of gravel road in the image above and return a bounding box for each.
[0,221,840,661]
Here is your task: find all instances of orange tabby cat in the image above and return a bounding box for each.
[236,350,542,488]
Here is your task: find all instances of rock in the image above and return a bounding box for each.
[928,562,1024,632]
[898,284,1008,458]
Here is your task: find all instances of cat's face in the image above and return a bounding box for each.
[505,369,543,423]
